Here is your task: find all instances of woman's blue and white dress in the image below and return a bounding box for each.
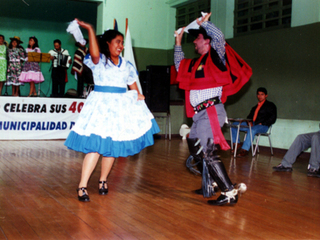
[65,54,160,157]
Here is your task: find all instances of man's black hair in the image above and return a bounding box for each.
[188,27,212,41]
[53,39,61,45]
[257,87,267,95]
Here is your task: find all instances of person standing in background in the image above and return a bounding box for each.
[0,35,7,95]
[49,39,72,97]
[71,40,89,97]
[6,36,25,96]
[19,36,45,97]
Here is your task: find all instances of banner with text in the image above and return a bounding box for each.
[0,97,85,140]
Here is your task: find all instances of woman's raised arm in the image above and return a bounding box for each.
[75,18,100,64]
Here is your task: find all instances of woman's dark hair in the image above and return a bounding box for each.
[8,39,24,51]
[99,30,123,63]
[0,35,4,41]
[28,36,39,49]
[8,39,19,49]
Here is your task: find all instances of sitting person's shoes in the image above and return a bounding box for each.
[207,189,238,206]
[272,163,293,172]
[99,180,109,195]
[77,187,90,202]
[236,149,249,157]
[307,168,320,177]
[231,143,242,154]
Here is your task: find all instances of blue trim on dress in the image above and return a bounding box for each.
[64,119,160,157]
[94,85,127,93]
[127,60,139,75]
[109,56,122,67]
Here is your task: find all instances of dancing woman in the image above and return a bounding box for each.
[65,19,160,202]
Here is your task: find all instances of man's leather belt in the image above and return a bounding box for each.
[194,96,221,114]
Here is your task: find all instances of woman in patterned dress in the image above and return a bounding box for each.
[0,35,7,95]
[65,19,160,202]
[6,36,25,96]
[19,36,44,97]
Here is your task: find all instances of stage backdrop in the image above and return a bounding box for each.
[0,97,84,140]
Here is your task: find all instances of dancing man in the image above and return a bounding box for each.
[174,13,251,205]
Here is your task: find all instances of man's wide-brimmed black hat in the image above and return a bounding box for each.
[188,27,211,41]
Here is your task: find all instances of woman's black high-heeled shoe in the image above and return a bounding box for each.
[99,181,108,195]
[77,187,90,202]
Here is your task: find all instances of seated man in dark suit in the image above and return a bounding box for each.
[231,87,277,157]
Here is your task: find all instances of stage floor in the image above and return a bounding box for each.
[0,138,319,239]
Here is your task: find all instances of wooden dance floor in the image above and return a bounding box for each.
[0,138,320,239]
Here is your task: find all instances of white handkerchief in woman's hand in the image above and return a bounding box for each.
[67,20,86,45]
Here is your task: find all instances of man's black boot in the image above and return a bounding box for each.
[204,139,246,206]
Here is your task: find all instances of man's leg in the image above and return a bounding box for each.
[188,110,213,194]
[231,122,240,144]
[189,110,213,152]
[215,104,227,128]
[282,133,314,167]
[308,132,320,170]
[231,122,248,143]
[188,104,226,196]
[77,74,85,97]
[205,139,245,206]
[241,124,269,151]
[51,70,58,97]
[59,81,66,97]
[55,67,66,97]
[186,138,203,174]
[189,104,227,150]
[230,122,248,153]
[273,132,315,172]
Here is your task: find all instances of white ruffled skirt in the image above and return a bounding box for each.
[65,88,159,157]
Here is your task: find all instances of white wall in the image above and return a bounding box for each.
[211,0,234,39]
[95,0,320,50]
[224,119,319,151]
[212,0,320,38]
[97,0,176,50]
[291,0,320,27]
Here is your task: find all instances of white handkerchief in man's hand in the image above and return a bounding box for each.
[174,12,208,37]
